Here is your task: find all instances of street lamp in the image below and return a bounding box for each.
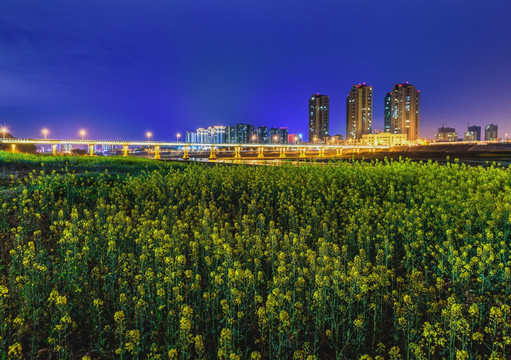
[252,134,257,143]
[273,135,279,144]
[294,136,298,144]
[42,128,49,140]
[0,127,7,140]
[176,133,181,142]
[79,129,86,140]
[146,131,152,142]
[313,136,317,144]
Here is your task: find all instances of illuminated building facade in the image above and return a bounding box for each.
[346,84,372,140]
[485,124,498,141]
[279,127,288,144]
[270,127,280,144]
[185,131,197,143]
[257,126,269,144]
[309,94,329,142]
[463,131,476,141]
[207,126,226,144]
[288,133,302,144]
[386,84,420,140]
[235,123,254,143]
[384,92,392,133]
[362,133,406,146]
[225,126,236,144]
[196,128,208,143]
[435,126,457,142]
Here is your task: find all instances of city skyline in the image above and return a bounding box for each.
[1,1,511,141]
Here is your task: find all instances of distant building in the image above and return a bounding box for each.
[279,127,288,144]
[235,123,254,143]
[384,92,392,133]
[196,128,208,143]
[485,124,498,141]
[362,133,407,146]
[208,126,226,144]
[288,133,302,144]
[326,134,344,145]
[386,84,420,140]
[270,127,280,144]
[309,94,329,142]
[257,126,269,144]
[468,125,481,141]
[346,84,373,140]
[226,126,236,144]
[463,131,477,142]
[185,131,197,143]
[435,126,457,142]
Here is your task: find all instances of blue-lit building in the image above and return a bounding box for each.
[235,123,254,143]
[384,92,392,133]
[257,126,269,144]
[185,131,197,143]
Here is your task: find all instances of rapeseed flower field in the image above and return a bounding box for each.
[1,153,510,359]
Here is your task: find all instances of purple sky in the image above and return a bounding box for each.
[1,0,510,141]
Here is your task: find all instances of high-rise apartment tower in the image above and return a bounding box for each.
[309,94,329,142]
[385,84,420,141]
[346,84,373,140]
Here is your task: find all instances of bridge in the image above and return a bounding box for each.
[0,138,390,161]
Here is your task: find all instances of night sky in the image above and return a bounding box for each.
[1,0,510,141]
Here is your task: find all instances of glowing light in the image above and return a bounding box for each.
[42,128,49,139]
[79,129,86,140]
[146,131,153,141]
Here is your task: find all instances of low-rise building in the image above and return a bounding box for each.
[435,126,457,142]
[362,133,407,146]
[463,131,476,142]
[325,134,344,145]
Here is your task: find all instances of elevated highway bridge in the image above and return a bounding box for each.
[0,138,390,161]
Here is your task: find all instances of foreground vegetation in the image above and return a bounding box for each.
[1,154,511,359]
[0,152,186,179]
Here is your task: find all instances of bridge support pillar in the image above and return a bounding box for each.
[279,147,286,158]
[183,146,190,160]
[319,148,325,157]
[154,145,160,160]
[258,147,264,158]
[336,148,343,157]
[11,144,16,153]
[299,148,306,158]
[89,144,94,156]
[234,146,241,160]
[52,144,57,156]
[209,147,216,161]
[123,145,129,157]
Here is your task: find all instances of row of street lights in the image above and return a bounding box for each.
[0,126,184,142]
[146,132,182,142]
[2,128,292,144]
